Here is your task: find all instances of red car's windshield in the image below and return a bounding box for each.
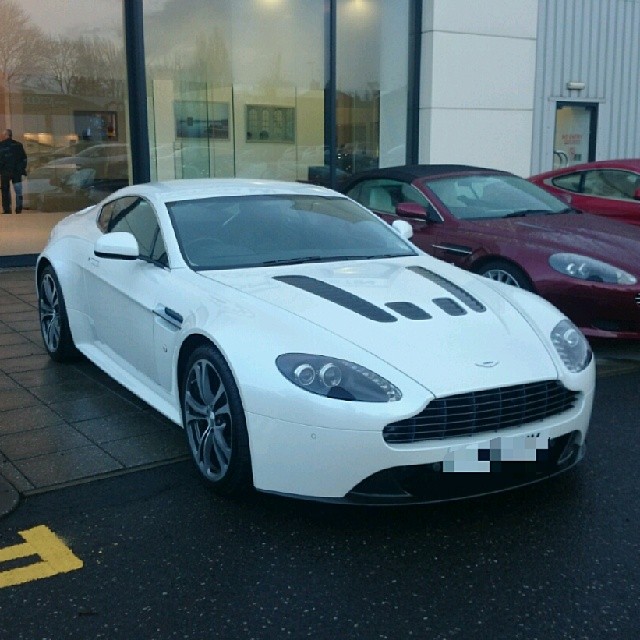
[423,174,570,220]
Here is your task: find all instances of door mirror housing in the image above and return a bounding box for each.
[94,232,139,260]
[396,201,439,222]
[396,202,426,218]
[391,219,413,240]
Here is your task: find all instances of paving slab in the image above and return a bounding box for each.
[0,267,189,514]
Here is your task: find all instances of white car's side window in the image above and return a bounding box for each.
[103,197,168,267]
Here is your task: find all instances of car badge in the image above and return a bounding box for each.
[475,360,499,368]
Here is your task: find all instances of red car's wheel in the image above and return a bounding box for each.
[478,260,534,292]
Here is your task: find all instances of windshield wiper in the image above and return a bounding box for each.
[260,256,328,266]
[504,209,553,218]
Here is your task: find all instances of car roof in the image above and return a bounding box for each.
[531,158,640,179]
[112,179,343,202]
[342,164,509,185]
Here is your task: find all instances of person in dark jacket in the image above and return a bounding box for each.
[0,129,28,214]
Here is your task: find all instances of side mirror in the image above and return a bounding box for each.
[94,232,139,260]
[634,187,640,201]
[396,201,439,222]
[391,219,413,240]
[396,202,426,218]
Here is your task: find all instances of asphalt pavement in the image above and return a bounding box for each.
[1,266,640,520]
[0,366,639,639]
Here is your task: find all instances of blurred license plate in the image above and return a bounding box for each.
[443,433,550,473]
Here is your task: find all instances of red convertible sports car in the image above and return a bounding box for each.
[342,165,640,340]
[529,159,640,227]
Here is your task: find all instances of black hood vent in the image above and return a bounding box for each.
[274,275,397,323]
[407,266,486,312]
[433,298,466,316]
[385,302,432,320]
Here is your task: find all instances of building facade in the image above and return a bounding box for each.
[1,0,638,264]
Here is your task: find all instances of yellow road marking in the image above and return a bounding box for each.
[0,525,83,588]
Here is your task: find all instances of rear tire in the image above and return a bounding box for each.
[181,344,253,496]
[38,265,78,362]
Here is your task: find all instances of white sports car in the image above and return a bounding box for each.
[37,179,595,504]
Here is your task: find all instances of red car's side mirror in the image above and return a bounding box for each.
[396,201,439,221]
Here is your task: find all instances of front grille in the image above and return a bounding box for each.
[384,380,579,444]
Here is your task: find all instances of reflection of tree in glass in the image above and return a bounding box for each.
[0,0,126,101]
[189,31,231,86]
[41,36,125,100]
[0,0,46,87]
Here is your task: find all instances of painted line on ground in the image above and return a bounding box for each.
[0,525,83,588]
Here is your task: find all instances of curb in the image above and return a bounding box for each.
[0,474,20,518]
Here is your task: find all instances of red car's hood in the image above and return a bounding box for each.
[467,213,640,270]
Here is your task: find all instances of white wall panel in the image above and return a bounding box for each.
[420,0,539,175]
[429,0,538,38]
[428,33,536,110]
[420,108,534,178]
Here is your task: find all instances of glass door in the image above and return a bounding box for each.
[553,102,598,168]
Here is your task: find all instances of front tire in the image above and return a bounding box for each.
[477,260,534,291]
[38,265,78,362]
[181,344,252,496]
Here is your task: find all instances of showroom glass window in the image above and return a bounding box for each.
[0,1,130,259]
[142,0,410,185]
[143,1,325,183]
[336,1,410,176]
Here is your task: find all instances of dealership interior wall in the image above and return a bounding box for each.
[1,0,639,264]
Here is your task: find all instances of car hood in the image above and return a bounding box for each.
[199,257,561,396]
[468,213,640,270]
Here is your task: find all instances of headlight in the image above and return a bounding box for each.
[549,253,637,285]
[276,353,402,402]
[551,319,592,373]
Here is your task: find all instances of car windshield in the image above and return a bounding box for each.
[423,173,569,220]
[167,194,417,270]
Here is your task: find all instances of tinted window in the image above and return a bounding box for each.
[583,170,640,199]
[551,173,582,193]
[108,197,168,266]
[97,196,138,233]
[168,194,416,270]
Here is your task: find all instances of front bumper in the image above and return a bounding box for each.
[345,430,584,504]
[246,386,593,502]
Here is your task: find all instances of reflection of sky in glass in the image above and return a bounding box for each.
[143,0,325,89]
[21,0,405,93]
[22,0,124,39]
